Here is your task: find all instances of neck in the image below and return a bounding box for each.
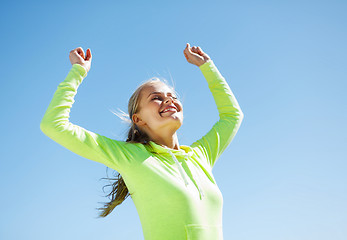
[148,129,180,150]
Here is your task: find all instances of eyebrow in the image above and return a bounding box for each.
[147,92,175,98]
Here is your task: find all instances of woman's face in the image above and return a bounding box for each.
[132,82,183,134]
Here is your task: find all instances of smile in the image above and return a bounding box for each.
[160,106,178,114]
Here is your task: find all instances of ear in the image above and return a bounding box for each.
[132,113,146,126]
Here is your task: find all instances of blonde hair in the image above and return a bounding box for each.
[98,77,176,217]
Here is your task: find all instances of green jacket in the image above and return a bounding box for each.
[40,60,244,240]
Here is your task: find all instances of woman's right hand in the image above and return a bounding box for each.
[69,47,92,73]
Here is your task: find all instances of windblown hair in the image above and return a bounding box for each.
[98,77,175,217]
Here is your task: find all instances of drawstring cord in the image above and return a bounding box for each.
[167,149,205,199]
[167,150,190,186]
[191,167,205,198]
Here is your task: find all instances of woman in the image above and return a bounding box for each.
[40,43,244,240]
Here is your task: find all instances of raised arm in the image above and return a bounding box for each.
[184,43,244,168]
[40,47,135,171]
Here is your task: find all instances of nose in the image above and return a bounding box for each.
[164,96,173,104]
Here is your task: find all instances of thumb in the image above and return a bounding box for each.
[85,48,92,61]
[186,43,192,53]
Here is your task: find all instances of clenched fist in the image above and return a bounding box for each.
[183,43,211,67]
[69,47,92,73]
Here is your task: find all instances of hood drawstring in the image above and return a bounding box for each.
[167,150,190,186]
[191,165,205,198]
[167,149,205,199]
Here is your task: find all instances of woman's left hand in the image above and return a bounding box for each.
[183,43,211,67]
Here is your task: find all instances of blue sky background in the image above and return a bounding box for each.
[1,0,346,239]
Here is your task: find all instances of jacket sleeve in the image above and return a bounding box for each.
[40,64,137,171]
[191,60,244,169]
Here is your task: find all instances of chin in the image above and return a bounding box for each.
[167,117,183,130]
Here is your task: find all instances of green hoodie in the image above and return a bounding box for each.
[40,60,243,240]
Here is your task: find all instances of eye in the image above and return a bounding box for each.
[151,96,162,101]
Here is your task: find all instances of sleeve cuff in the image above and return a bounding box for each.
[199,60,215,73]
[199,60,223,85]
[72,64,87,78]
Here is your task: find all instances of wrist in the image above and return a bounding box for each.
[198,59,214,71]
[197,58,211,67]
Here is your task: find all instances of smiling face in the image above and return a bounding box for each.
[132,81,183,135]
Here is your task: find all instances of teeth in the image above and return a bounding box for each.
[162,108,176,113]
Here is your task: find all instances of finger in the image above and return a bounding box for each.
[191,46,198,53]
[76,47,85,59]
[197,46,204,54]
[70,48,81,56]
[69,48,84,61]
[85,48,92,61]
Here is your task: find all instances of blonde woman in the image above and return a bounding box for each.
[40,43,244,240]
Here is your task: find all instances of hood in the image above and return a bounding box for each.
[147,141,194,158]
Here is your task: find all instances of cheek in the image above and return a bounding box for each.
[173,99,182,108]
[178,103,183,112]
[142,103,161,118]
[179,111,184,119]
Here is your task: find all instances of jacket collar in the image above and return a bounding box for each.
[146,141,194,158]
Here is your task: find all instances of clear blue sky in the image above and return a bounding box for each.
[1,0,346,239]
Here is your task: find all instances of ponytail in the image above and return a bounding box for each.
[98,79,165,217]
